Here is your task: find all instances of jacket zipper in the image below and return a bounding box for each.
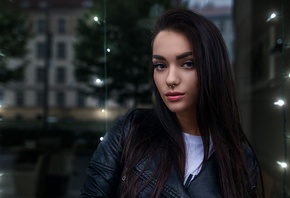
[185,174,193,189]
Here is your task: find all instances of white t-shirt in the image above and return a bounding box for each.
[183,132,214,186]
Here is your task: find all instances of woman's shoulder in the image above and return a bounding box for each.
[116,108,156,132]
[242,143,257,164]
[126,108,155,117]
[242,143,259,195]
[242,143,258,182]
[113,108,154,125]
[122,108,155,124]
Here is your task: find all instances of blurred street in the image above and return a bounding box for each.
[0,150,92,198]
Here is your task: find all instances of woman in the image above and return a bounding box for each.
[80,8,259,198]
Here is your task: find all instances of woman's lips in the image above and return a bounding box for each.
[166,91,185,101]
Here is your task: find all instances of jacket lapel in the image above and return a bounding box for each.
[186,154,222,197]
[163,153,222,198]
[134,153,222,198]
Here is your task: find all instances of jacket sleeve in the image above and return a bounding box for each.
[80,111,132,198]
[243,144,258,198]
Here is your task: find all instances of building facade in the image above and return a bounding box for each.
[1,1,235,122]
[0,0,114,121]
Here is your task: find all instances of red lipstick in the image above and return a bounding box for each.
[166,91,185,101]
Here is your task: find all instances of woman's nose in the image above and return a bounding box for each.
[166,67,180,87]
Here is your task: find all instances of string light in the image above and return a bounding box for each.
[277,161,288,169]
[274,99,285,106]
[96,78,102,84]
[270,13,277,19]
[268,0,288,197]
[266,12,277,22]
[93,0,108,131]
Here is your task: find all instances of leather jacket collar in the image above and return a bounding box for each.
[132,151,221,198]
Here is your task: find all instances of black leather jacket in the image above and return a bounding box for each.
[80,109,258,198]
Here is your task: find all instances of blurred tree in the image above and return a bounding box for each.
[0,1,30,83]
[74,0,186,106]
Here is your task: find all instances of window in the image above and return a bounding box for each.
[35,67,45,83]
[77,92,85,107]
[15,92,24,106]
[56,92,65,107]
[37,19,46,34]
[0,92,3,107]
[213,20,220,29]
[213,20,225,32]
[219,21,225,32]
[98,98,105,107]
[36,42,46,59]
[22,1,31,8]
[56,42,66,59]
[82,0,93,8]
[57,18,66,34]
[56,67,66,84]
[36,91,44,107]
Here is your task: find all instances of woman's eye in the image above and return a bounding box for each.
[182,61,195,68]
[154,64,166,70]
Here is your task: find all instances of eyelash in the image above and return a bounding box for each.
[153,60,195,71]
[182,61,195,68]
[153,63,166,70]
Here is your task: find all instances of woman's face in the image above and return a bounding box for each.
[152,31,198,116]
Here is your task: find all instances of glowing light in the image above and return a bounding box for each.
[93,16,99,22]
[277,161,287,168]
[267,13,277,22]
[107,48,110,52]
[102,109,105,113]
[94,77,104,87]
[274,99,285,106]
[96,78,102,84]
[277,38,283,44]
[270,13,277,19]
[100,137,104,141]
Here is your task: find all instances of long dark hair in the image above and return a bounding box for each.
[121,8,254,198]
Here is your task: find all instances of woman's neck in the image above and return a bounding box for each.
[176,112,200,136]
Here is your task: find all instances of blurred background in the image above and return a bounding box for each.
[0,0,289,197]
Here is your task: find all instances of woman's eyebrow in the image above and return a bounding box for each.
[176,52,193,60]
[152,55,165,60]
[152,52,193,61]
